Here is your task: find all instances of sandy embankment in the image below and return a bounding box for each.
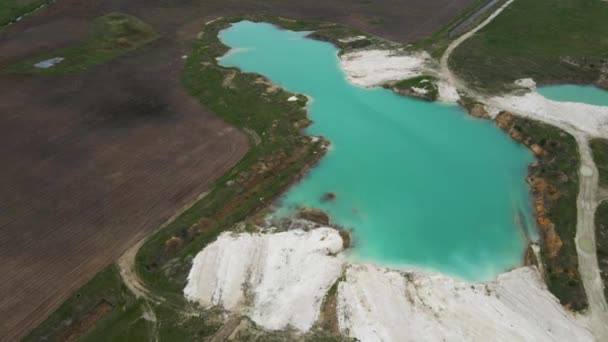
[185,227,593,341]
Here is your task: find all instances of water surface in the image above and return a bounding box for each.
[538,84,608,106]
[219,21,535,281]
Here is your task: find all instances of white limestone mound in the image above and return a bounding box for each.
[339,50,430,87]
[337,264,594,342]
[184,228,345,332]
[490,91,608,138]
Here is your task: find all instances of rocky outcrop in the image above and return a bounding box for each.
[468,103,491,119]
[528,174,563,257]
[298,207,330,226]
[495,112,561,257]
[496,112,544,156]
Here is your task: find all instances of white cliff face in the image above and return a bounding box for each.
[185,228,593,341]
[184,228,345,331]
[337,264,594,342]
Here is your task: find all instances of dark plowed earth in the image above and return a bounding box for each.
[0,0,474,339]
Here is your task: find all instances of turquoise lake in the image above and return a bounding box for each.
[219,21,536,281]
[538,84,608,106]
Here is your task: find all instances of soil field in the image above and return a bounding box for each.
[0,0,475,339]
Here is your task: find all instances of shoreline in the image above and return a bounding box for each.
[181,17,594,340]
[185,224,593,341]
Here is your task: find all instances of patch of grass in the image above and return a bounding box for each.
[595,201,608,300]
[23,265,138,341]
[590,138,608,188]
[413,0,500,58]
[497,113,586,310]
[390,75,439,101]
[450,0,608,93]
[5,12,158,75]
[0,0,49,27]
[80,301,152,342]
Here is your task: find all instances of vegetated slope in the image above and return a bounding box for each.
[449,0,608,93]
[595,201,608,301]
[0,0,480,338]
[495,113,586,310]
[590,138,608,188]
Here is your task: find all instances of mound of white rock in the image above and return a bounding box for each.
[184,228,345,331]
[337,264,593,342]
[185,227,593,341]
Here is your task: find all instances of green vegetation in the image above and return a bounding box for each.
[0,0,49,27]
[595,201,608,300]
[390,75,439,101]
[26,16,335,340]
[450,0,608,93]
[24,266,141,341]
[136,16,326,298]
[590,138,608,188]
[497,113,586,310]
[5,12,158,75]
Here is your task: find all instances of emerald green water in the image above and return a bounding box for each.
[219,21,536,281]
[538,84,608,106]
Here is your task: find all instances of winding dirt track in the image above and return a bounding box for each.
[441,1,608,339]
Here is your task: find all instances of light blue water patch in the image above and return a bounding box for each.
[218,21,536,281]
[538,84,608,107]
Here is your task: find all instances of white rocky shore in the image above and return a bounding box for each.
[489,90,608,138]
[339,49,608,138]
[185,227,593,341]
[339,49,460,103]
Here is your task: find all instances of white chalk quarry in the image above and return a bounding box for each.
[339,50,429,87]
[339,49,459,103]
[184,228,345,332]
[489,91,608,138]
[185,227,593,341]
[337,264,593,342]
